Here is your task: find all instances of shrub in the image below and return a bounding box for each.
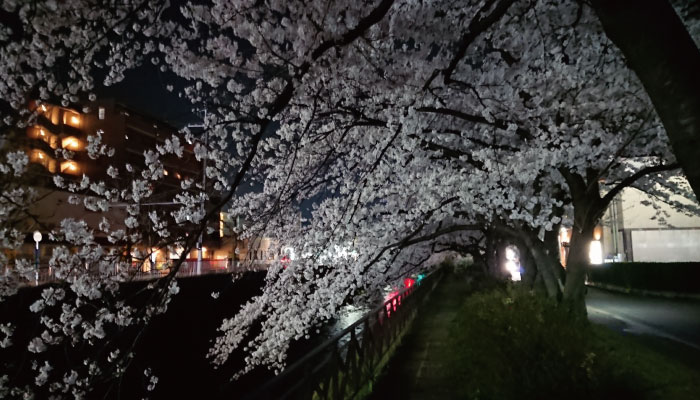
[446,287,612,399]
[587,262,700,293]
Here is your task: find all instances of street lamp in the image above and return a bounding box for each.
[33,230,42,284]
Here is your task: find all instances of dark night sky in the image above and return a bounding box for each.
[95,64,197,128]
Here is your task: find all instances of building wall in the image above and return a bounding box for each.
[630,229,700,262]
[8,100,280,270]
[619,187,700,229]
[601,186,700,262]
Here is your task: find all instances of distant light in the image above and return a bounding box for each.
[71,116,80,125]
[593,226,603,241]
[40,105,47,112]
[163,169,168,176]
[589,240,603,265]
[39,129,45,136]
[403,278,415,288]
[38,153,43,159]
[505,259,521,281]
[384,290,399,302]
[33,231,42,243]
[559,227,570,244]
[504,245,522,281]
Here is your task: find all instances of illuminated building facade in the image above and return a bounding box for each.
[16,100,278,273]
[26,99,201,185]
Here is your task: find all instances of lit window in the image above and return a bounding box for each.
[60,161,81,175]
[61,136,83,151]
[27,125,57,148]
[29,149,47,163]
[98,107,105,120]
[63,111,81,128]
[49,107,60,125]
[28,149,56,172]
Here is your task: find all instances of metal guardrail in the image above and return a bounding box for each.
[9,260,270,286]
[130,260,267,279]
[237,269,443,400]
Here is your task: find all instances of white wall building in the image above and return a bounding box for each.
[601,186,700,262]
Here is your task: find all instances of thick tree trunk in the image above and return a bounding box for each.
[558,167,608,318]
[526,237,562,299]
[485,229,503,278]
[562,226,592,318]
[520,242,538,288]
[490,222,563,298]
[589,0,700,199]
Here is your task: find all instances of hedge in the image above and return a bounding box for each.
[586,262,700,293]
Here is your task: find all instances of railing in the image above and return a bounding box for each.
[236,269,443,400]
[10,260,271,286]
[130,259,268,279]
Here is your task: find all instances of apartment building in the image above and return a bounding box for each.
[10,99,279,274]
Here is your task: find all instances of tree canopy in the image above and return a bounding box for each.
[0,0,698,396]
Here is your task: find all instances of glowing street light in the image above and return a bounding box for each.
[33,231,42,284]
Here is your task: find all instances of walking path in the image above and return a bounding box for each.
[368,271,470,400]
[369,277,700,400]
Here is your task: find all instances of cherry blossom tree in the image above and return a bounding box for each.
[0,0,698,396]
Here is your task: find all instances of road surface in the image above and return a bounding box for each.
[586,287,700,368]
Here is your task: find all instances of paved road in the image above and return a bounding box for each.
[586,287,700,366]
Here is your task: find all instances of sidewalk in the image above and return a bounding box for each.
[368,271,470,400]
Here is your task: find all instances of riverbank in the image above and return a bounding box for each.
[0,272,271,399]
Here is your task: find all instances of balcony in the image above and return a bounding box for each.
[59,160,81,175]
[26,125,58,149]
[28,149,57,173]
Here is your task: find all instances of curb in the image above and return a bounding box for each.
[586,281,700,301]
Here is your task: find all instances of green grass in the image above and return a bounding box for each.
[441,286,700,400]
[590,325,700,400]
